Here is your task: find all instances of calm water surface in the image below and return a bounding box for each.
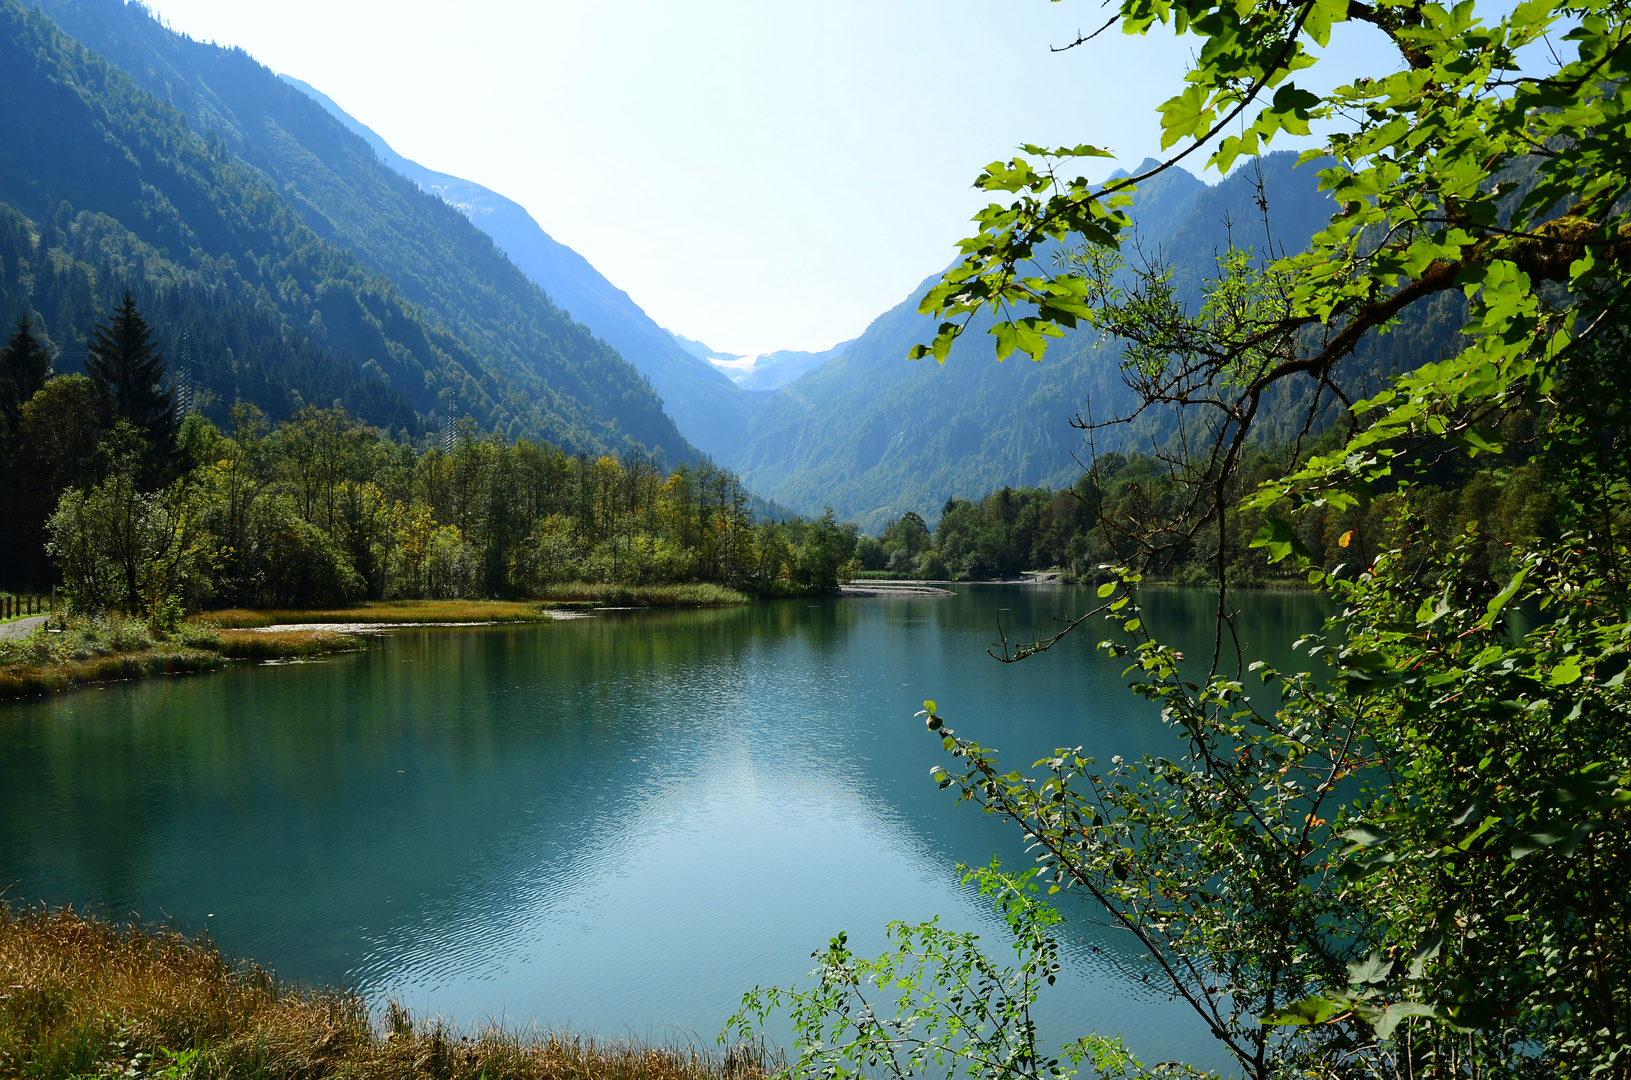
[0,586,1322,1065]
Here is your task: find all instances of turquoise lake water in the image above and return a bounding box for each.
[0,585,1324,1066]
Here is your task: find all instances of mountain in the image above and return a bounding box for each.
[21,0,695,462]
[726,153,1439,532]
[672,333,740,365]
[668,334,857,395]
[277,77,760,462]
[735,342,857,395]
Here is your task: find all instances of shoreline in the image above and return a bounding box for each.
[0,904,766,1080]
[0,594,729,701]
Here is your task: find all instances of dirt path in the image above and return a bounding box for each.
[0,616,47,640]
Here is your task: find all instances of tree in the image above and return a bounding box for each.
[47,431,209,619]
[85,293,176,481]
[2,374,102,589]
[732,0,1631,1077]
[0,317,51,440]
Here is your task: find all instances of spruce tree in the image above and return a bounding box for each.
[0,318,52,436]
[86,293,177,481]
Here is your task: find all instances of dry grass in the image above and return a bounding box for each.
[195,601,555,630]
[211,629,369,660]
[0,615,226,699]
[0,905,773,1080]
[532,584,748,608]
[0,648,224,698]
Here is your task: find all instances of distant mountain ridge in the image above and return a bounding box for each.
[277,76,759,462]
[723,152,1450,532]
[669,333,857,395]
[22,0,695,462]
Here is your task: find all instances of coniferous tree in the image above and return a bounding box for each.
[86,293,176,483]
[0,317,52,439]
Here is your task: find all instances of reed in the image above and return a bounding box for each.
[0,615,225,699]
[196,601,556,629]
[0,648,223,698]
[0,905,771,1080]
[532,584,748,607]
[211,628,369,659]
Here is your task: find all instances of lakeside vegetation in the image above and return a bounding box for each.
[0,591,761,698]
[0,615,221,698]
[0,301,857,623]
[853,427,1554,586]
[195,599,567,629]
[727,0,1631,1074]
[0,905,765,1080]
[0,614,376,698]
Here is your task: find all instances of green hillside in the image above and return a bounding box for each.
[729,153,1461,532]
[277,74,760,461]
[5,0,694,462]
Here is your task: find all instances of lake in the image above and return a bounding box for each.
[0,585,1323,1066]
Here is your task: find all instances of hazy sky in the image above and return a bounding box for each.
[137,1,1375,355]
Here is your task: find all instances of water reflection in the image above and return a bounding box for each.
[0,586,1325,1066]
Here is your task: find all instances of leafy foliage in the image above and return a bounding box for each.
[732,154,1457,533]
[742,0,1631,1075]
[34,399,857,611]
[729,866,1090,1080]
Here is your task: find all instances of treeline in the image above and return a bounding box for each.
[857,431,1558,584]
[0,304,858,614]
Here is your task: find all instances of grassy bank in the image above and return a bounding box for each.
[0,617,368,699]
[533,583,749,607]
[0,616,225,698]
[1,590,750,700]
[211,628,369,659]
[0,905,765,1080]
[195,600,558,629]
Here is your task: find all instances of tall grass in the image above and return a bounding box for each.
[197,601,556,629]
[533,584,748,607]
[211,629,368,659]
[0,905,771,1080]
[0,649,223,698]
[0,615,224,699]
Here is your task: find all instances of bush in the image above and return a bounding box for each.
[914,550,949,580]
[253,507,366,608]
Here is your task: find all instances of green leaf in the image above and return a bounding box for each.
[1262,996,1348,1026]
[1158,85,1214,148]
[1339,824,1393,847]
[1249,517,1312,564]
[1356,1000,1440,1039]
[1301,0,1350,47]
[1476,567,1529,631]
[1406,930,1444,980]
[1347,952,1394,985]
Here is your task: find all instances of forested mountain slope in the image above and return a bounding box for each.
[21,0,695,462]
[730,153,1457,532]
[279,76,759,461]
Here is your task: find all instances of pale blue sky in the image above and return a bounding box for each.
[140,0,1392,355]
